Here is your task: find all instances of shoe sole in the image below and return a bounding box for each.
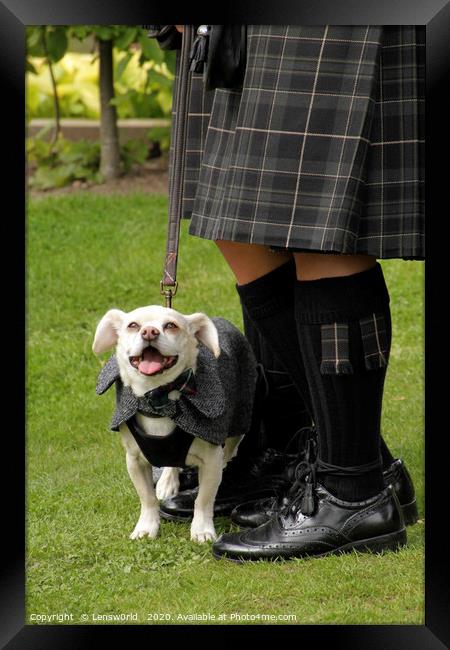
[212,528,407,563]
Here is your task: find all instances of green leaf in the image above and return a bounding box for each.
[116,52,132,81]
[27,27,46,57]
[155,89,172,116]
[27,26,45,48]
[27,135,105,189]
[138,34,164,62]
[46,27,68,63]
[70,26,91,40]
[120,137,149,172]
[26,59,38,75]
[93,26,116,41]
[164,50,177,75]
[30,165,72,190]
[114,28,138,50]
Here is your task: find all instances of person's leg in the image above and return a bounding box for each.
[241,307,312,451]
[217,241,396,469]
[158,243,310,520]
[216,240,314,422]
[293,252,388,501]
[212,252,407,562]
[215,240,292,284]
[293,252,377,280]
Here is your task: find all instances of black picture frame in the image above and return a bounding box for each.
[2,1,449,647]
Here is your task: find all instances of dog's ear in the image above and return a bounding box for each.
[92,309,126,355]
[186,313,220,358]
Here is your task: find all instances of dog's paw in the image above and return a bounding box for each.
[129,518,160,540]
[156,468,180,501]
[191,530,217,543]
[190,519,217,543]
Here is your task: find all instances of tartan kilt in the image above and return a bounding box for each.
[170,25,425,260]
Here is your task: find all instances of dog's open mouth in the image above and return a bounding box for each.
[129,346,178,376]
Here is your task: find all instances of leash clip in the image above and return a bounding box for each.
[160,281,178,308]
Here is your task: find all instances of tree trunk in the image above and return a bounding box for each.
[98,38,121,181]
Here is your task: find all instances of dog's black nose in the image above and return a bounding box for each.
[141,327,160,341]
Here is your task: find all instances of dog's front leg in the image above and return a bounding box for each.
[156,467,180,500]
[121,428,160,540]
[187,441,223,543]
[223,435,244,467]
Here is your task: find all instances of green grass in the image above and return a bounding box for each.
[26,192,424,625]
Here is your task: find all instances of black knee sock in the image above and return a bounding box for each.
[241,305,312,451]
[294,263,391,501]
[379,436,396,469]
[235,260,314,427]
[236,259,395,466]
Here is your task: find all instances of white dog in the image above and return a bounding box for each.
[93,305,257,543]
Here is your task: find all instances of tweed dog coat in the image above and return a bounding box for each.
[96,317,258,467]
[168,25,424,260]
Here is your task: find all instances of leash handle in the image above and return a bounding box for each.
[161,26,194,307]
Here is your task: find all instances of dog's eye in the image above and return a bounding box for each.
[127,322,140,330]
[164,321,178,330]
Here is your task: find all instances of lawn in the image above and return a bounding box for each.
[26,192,424,626]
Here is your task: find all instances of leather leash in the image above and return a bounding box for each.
[160,26,194,308]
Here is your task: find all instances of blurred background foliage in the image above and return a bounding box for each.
[26,25,176,189]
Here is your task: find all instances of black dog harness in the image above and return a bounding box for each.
[126,416,195,468]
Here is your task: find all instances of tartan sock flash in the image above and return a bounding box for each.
[294,263,391,502]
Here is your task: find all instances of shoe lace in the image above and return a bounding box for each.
[281,437,318,516]
[249,427,318,511]
[281,425,316,456]
[221,425,317,490]
[281,447,382,517]
[245,426,317,487]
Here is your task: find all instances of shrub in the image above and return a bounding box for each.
[27,134,152,190]
[26,50,174,121]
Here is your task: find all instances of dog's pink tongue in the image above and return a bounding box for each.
[138,347,165,375]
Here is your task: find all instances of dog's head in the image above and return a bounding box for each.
[92,305,220,395]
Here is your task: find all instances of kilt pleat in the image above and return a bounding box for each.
[170,25,424,260]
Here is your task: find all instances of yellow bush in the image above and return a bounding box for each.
[26,50,174,120]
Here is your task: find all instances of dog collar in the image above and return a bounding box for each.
[139,367,196,412]
[96,350,226,430]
